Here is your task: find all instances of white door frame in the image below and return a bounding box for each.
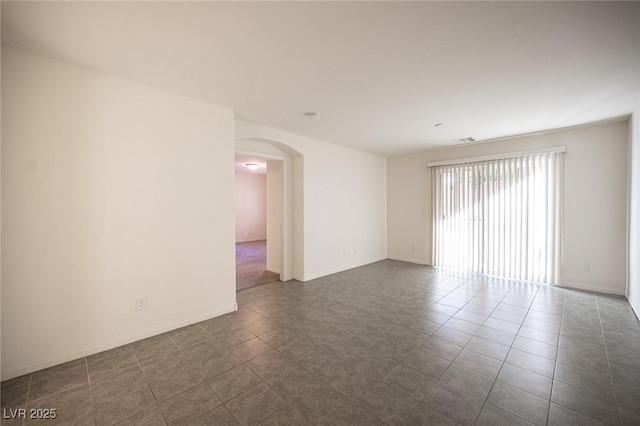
[235,148,293,281]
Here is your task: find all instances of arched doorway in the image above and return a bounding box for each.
[234,137,303,288]
[234,153,281,290]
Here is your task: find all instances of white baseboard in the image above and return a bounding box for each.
[266,266,281,274]
[1,303,237,381]
[236,238,267,243]
[558,281,627,296]
[303,257,388,282]
[387,256,431,265]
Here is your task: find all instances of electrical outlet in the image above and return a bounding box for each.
[353,248,358,255]
[411,244,416,251]
[584,263,592,272]
[135,296,147,311]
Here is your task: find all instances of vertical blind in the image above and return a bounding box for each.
[431,151,563,284]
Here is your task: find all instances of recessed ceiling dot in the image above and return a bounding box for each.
[304,112,321,120]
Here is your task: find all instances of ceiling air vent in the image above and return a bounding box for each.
[455,137,476,144]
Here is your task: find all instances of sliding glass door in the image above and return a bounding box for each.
[432,151,563,284]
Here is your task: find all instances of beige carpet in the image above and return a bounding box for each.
[236,240,280,291]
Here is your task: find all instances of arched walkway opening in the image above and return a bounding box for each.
[234,137,303,288]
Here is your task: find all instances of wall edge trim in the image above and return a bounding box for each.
[557,281,627,296]
[387,256,430,265]
[302,257,388,282]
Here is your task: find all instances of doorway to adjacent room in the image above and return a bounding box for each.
[234,155,283,290]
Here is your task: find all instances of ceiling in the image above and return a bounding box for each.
[2,1,639,156]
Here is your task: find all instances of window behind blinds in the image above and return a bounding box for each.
[432,152,563,284]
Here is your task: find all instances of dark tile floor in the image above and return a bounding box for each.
[2,260,640,425]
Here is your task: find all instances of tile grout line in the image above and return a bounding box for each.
[448,277,512,425]
[21,364,90,408]
[361,274,477,424]
[545,292,565,426]
[128,344,169,426]
[594,295,623,426]
[83,357,97,425]
[175,327,265,425]
[438,275,553,424]
[21,374,33,426]
[472,282,544,425]
[549,293,623,425]
[169,318,289,425]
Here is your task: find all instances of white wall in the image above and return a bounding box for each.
[389,121,629,295]
[1,48,237,379]
[629,110,640,317]
[237,121,388,281]
[234,172,266,243]
[266,160,282,274]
